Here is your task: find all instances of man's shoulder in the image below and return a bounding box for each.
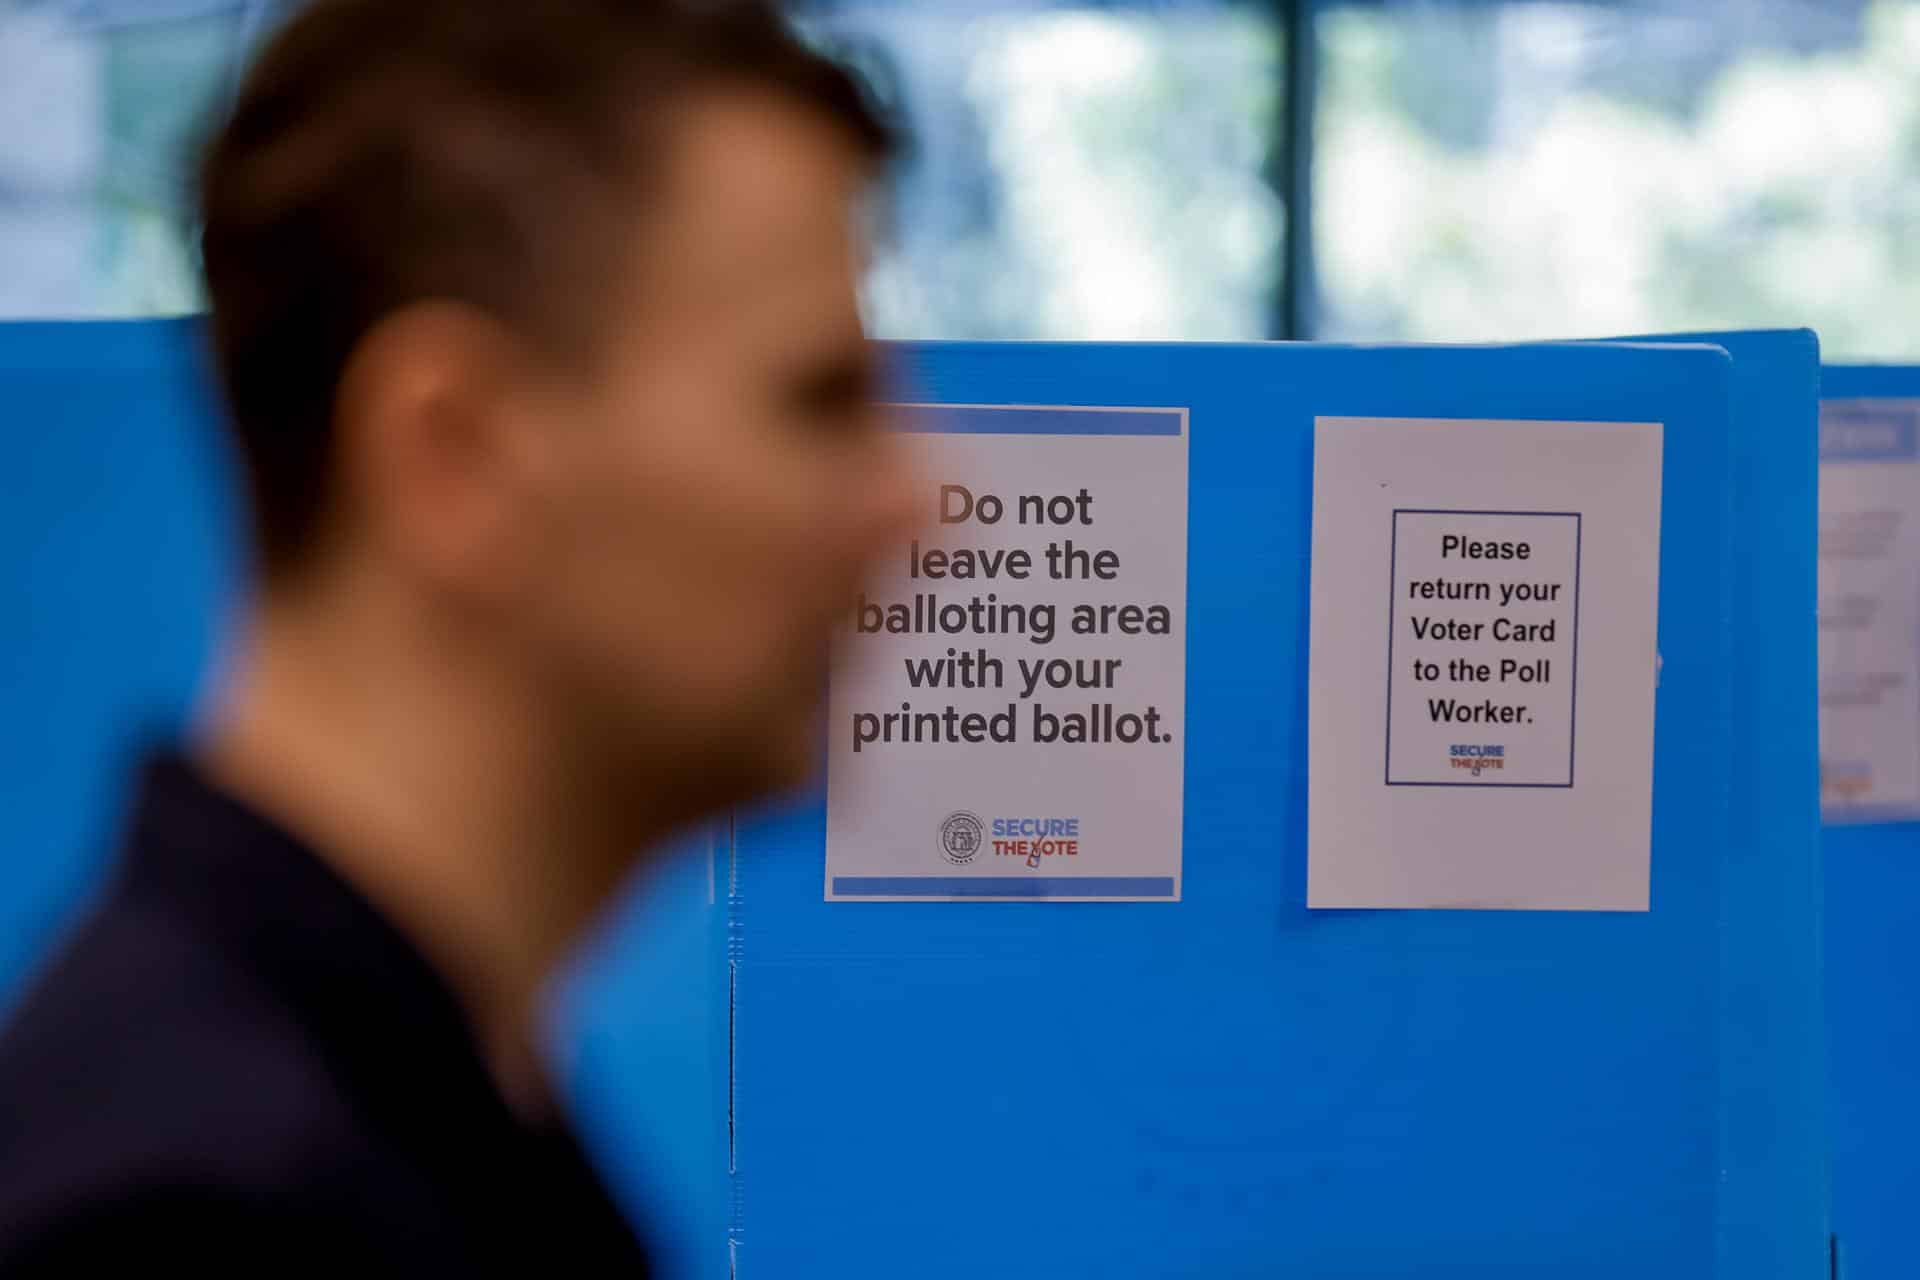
[0,890,376,1246]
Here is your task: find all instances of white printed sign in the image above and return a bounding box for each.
[1819,399,1920,819]
[825,404,1188,901]
[1308,417,1663,911]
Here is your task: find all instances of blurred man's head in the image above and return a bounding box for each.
[198,0,913,832]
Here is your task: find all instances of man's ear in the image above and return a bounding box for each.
[333,301,549,602]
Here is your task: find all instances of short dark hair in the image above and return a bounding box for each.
[198,0,894,576]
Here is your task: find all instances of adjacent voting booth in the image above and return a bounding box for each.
[0,322,1835,1278]
[1818,364,1920,1280]
[730,339,1826,1277]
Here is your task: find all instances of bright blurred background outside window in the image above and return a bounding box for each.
[1313,0,1920,353]
[2,0,1916,356]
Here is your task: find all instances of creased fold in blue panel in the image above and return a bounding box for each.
[1605,330,1826,1280]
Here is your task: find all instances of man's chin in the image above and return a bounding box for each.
[683,728,822,815]
[753,731,825,801]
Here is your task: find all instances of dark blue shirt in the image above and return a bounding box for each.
[0,755,652,1274]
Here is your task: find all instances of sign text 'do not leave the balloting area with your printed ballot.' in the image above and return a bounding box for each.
[824,404,1189,902]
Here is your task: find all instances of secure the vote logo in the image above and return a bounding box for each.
[990,816,1083,869]
[1449,743,1506,777]
[939,811,985,865]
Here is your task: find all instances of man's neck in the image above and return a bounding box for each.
[198,586,665,1120]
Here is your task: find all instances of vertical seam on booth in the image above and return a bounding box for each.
[726,809,743,1274]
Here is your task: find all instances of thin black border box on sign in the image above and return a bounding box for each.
[1383,508,1582,788]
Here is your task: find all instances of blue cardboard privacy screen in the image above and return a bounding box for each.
[551,832,728,1280]
[1820,362,1920,1280]
[728,340,1786,1277]
[0,320,726,1280]
[0,320,239,1014]
[1607,331,1827,1280]
[0,321,1836,1278]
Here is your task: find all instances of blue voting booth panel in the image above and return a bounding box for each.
[1820,363,1920,1280]
[0,320,239,1012]
[554,833,728,1280]
[1615,331,1828,1279]
[0,321,1833,1278]
[0,319,727,1280]
[727,341,1821,1277]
